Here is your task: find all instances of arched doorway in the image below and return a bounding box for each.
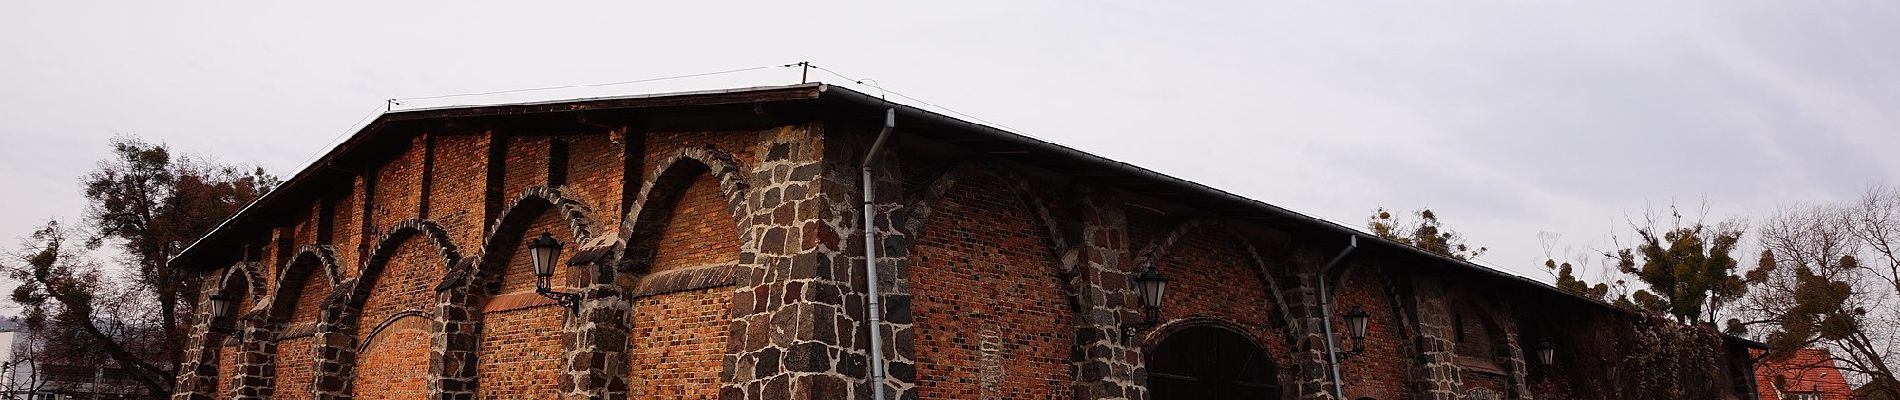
[1146,325,1281,399]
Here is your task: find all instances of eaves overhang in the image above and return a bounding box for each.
[176,82,1639,319]
[169,84,830,271]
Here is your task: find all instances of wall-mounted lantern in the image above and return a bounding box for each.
[1334,305,1371,361]
[1536,338,1556,366]
[529,232,581,314]
[207,293,241,340]
[1121,266,1170,342]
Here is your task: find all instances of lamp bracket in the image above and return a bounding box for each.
[209,325,244,342]
[1332,337,1367,362]
[1120,321,1157,344]
[537,288,583,314]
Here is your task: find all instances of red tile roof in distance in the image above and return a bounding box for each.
[1755,348,1856,400]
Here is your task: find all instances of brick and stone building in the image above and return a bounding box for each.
[166,83,1764,400]
[1753,349,1856,400]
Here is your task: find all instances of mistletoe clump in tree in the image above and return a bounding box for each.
[1368,207,1488,261]
[1608,220,1748,323]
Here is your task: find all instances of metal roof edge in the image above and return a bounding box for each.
[815,84,1638,316]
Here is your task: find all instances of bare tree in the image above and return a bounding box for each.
[2,323,52,399]
[1847,185,1900,296]
[1738,201,1899,396]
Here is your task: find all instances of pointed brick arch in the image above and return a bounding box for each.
[264,244,343,321]
[230,244,343,400]
[428,185,604,400]
[205,261,264,400]
[351,219,462,288]
[1142,318,1286,398]
[218,260,268,309]
[900,160,1085,398]
[308,218,461,400]
[901,160,1071,255]
[614,146,750,399]
[619,146,749,272]
[1133,218,1300,340]
[443,185,603,294]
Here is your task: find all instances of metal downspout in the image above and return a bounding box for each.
[861,108,896,400]
[1319,235,1359,399]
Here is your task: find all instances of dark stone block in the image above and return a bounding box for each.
[1079,360,1110,381]
[789,163,823,182]
[811,282,842,305]
[755,347,782,378]
[837,351,867,377]
[797,374,849,399]
[886,360,915,382]
[762,375,790,400]
[767,143,791,161]
[882,295,911,324]
[783,341,832,372]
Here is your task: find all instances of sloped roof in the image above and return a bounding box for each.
[170,83,1668,320]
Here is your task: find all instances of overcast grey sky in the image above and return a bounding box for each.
[4,1,1898,283]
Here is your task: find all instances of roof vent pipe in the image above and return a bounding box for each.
[860,108,896,400]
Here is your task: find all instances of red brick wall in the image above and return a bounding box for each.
[291,274,329,331]
[262,230,283,282]
[650,174,740,272]
[214,272,257,399]
[626,169,740,398]
[1335,267,1408,399]
[503,136,550,202]
[293,204,317,250]
[274,260,330,400]
[274,336,316,400]
[476,302,566,400]
[358,238,448,334]
[334,178,363,279]
[911,173,1074,399]
[642,131,761,179]
[476,209,575,399]
[629,288,732,398]
[217,343,238,397]
[429,133,489,246]
[372,137,425,234]
[556,133,624,230]
[353,237,449,396]
[497,210,577,294]
[1151,227,1295,376]
[355,315,431,400]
